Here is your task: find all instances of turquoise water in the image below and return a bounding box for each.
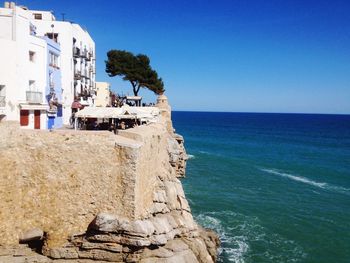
[172,112,350,263]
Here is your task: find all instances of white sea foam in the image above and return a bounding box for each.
[187,154,195,159]
[196,211,306,262]
[260,168,326,188]
[196,213,249,263]
[260,168,350,195]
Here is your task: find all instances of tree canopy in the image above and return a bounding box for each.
[105,50,165,96]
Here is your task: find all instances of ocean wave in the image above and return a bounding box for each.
[187,154,195,159]
[196,213,249,263]
[186,196,195,206]
[260,168,350,195]
[195,211,306,262]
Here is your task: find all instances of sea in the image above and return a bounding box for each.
[171,112,350,263]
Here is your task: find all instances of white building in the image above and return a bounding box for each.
[29,9,96,124]
[95,82,110,107]
[0,2,96,126]
[0,2,49,129]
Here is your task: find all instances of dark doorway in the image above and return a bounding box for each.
[34,110,40,129]
[20,110,29,126]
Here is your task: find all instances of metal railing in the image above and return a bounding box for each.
[73,47,80,58]
[84,70,89,79]
[26,91,42,104]
[80,49,88,59]
[0,96,5,107]
[74,70,81,80]
[86,51,93,61]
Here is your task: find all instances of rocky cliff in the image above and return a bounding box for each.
[0,97,219,262]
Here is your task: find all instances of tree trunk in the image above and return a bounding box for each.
[133,87,138,96]
[134,85,140,96]
[130,81,138,96]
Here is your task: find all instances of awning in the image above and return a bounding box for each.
[20,103,49,110]
[74,107,127,119]
[126,96,142,101]
[74,105,160,120]
[71,101,83,109]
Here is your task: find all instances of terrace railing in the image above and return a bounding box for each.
[74,70,82,80]
[73,47,80,58]
[26,91,42,104]
[0,96,5,107]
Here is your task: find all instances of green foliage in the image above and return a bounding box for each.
[105,50,165,96]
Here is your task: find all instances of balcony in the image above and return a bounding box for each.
[73,47,80,58]
[0,96,5,107]
[86,51,93,61]
[83,70,89,79]
[81,49,88,59]
[26,91,42,104]
[74,71,81,80]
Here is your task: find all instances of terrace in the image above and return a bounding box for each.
[26,91,42,104]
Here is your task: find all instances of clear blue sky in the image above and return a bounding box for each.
[21,0,350,113]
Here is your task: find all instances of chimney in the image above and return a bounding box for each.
[4,2,10,8]
[9,1,15,9]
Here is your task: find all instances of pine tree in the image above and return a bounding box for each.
[105,50,165,96]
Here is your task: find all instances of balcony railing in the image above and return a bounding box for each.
[26,91,42,104]
[86,51,93,61]
[79,48,87,59]
[74,71,81,80]
[0,96,5,107]
[73,47,80,58]
[83,70,89,79]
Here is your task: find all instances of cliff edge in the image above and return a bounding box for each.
[0,96,220,262]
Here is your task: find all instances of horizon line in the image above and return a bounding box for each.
[171,110,350,116]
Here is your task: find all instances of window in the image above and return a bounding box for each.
[0,85,5,107]
[29,51,35,62]
[49,52,59,68]
[29,80,36,90]
[49,71,54,88]
[46,33,59,43]
[34,13,42,20]
[29,23,36,36]
[57,105,63,117]
[0,85,5,95]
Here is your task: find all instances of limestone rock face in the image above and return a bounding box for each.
[168,134,188,178]
[19,228,44,243]
[0,103,220,262]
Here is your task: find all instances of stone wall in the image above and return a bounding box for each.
[0,103,219,262]
[0,124,128,247]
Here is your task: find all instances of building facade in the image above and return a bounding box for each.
[0,2,96,127]
[46,37,63,129]
[95,82,111,107]
[0,3,49,129]
[29,9,96,125]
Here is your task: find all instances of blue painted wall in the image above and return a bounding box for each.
[48,117,55,129]
[44,37,63,129]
